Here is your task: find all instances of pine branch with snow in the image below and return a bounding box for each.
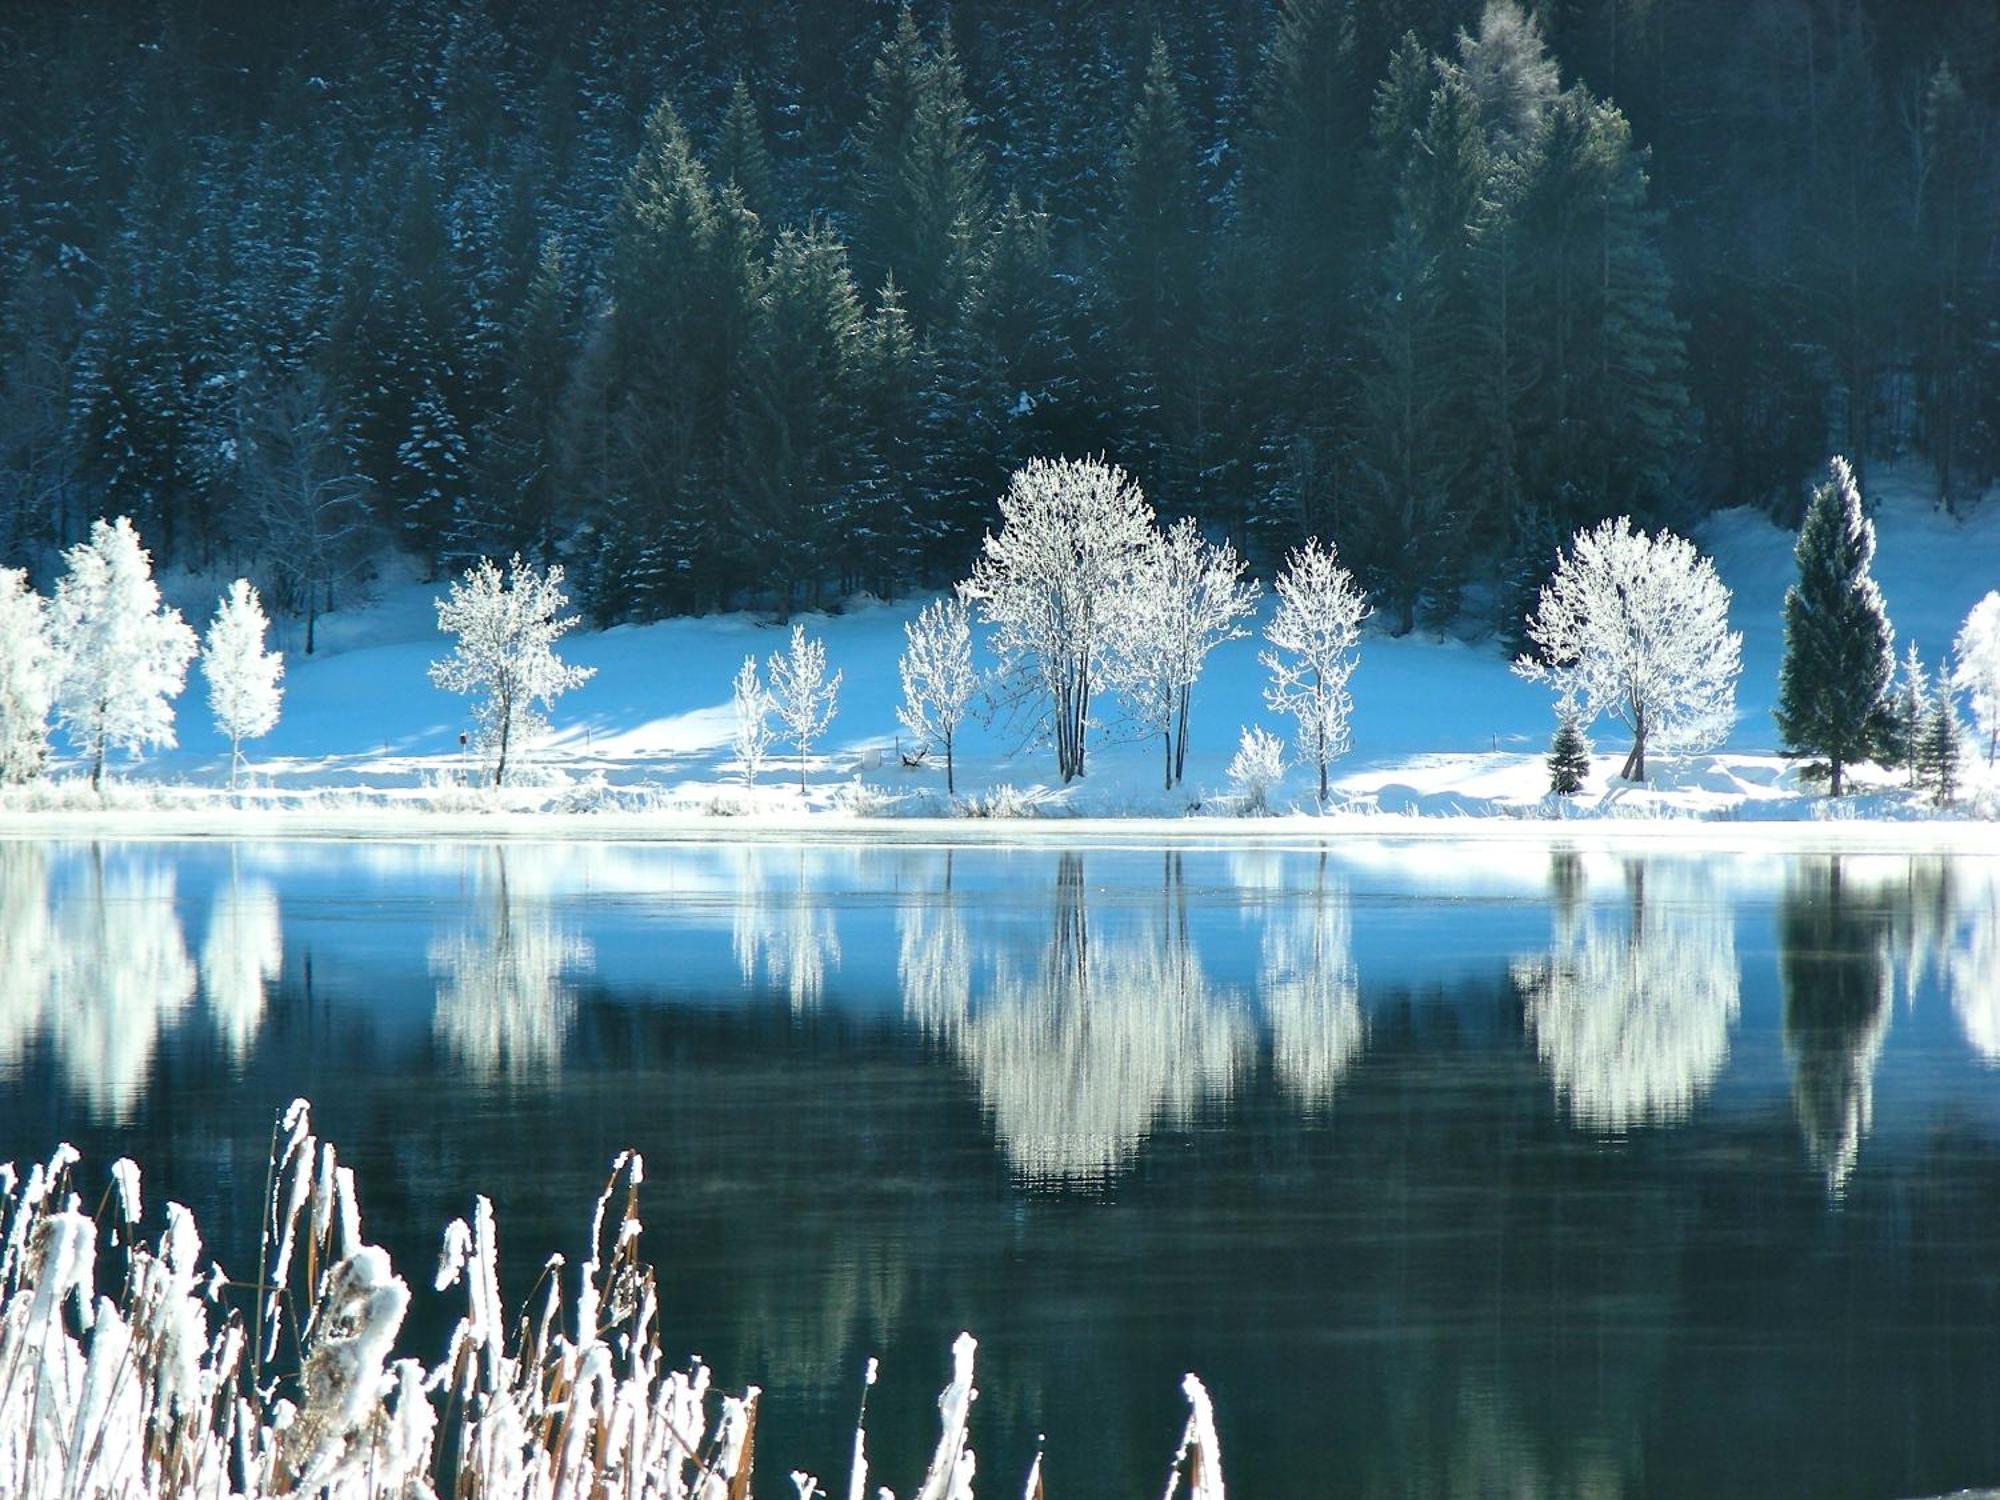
[768,623,843,793]
[48,516,199,790]
[0,568,54,784]
[1514,516,1742,782]
[202,580,285,789]
[1260,538,1368,806]
[1107,518,1260,790]
[429,555,595,789]
[898,594,976,794]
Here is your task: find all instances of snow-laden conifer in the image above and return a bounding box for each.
[964,457,1155,783]
[429,555,595,788]
[732,655,774,787]
[1921,662,1963,807]
[1547,701,1590,796]
[1514,516,1741,782]
[768,624,842,793]
[1260,538,1368,805]
[0,568,54,784]
[201,579,285,789]
[1774,457,1896,795]
[1889,643,1929,788]
[897,594,976,794]
[49,516,199,789]
[1108,518,1260,790]
[1951,590,2000,766]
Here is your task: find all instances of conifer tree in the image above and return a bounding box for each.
[1774,456,1896,796]
[852,7,989,332]
[713,75,776,227]
[1548,700,1590,796]
[1888,643,1929,789]
[1920,665,1962,808]
[492,235,575,561]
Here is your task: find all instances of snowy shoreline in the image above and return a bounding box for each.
[3,803,1995,853]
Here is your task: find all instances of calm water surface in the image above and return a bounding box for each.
[5,836,2000,1498]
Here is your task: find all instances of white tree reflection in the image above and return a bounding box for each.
[1515,860,1740,1132]
[897,852,973,1043]
[200,865,281,1061]
[1780,858,1893,1196]
[1260,856,1364,1110]
[46,851,198,1122]
[950,854,1253,1185]
[731,848,841,1011]
[1947,863,2000,1063]
[429,848,593,1082]
[0,841,55,1080]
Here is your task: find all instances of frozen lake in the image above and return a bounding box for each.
[5,836,2000,1497]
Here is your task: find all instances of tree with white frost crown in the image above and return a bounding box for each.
[898,593,976,794]
[1514,516,1742,782]
[1109,518,1261,790]
[768,623,842,793]
[964,456,1156,782]
[429,554,595,788]
[1261,537,1369,805]
[201,579,285,789]
[1952,590,2000,766]
[49,516,199,790]
[0,567,54,783]
[732,655,774,787]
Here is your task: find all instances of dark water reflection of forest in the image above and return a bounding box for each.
[4,837,2000,1499]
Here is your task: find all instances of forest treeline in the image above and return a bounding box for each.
[0,0,1994,637]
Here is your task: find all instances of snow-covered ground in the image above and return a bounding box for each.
[6,469,1998,834]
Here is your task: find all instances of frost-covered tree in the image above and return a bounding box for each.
[1548,701,1590,796]
[1774,457,1896,795]
[1226,726,1286,815]
[1514,517,1742,782]
[0,568,54,783]
[965,457,1156,783]
[49,516,199,790]
[429,555,595,788]
[1261,538,1369,805]
[732,655,774,787]
[767,623,842,793]
[1951,590,2000,766]
[201,580,285,789]
[898,594,976,794]
[1109,519,1260,790]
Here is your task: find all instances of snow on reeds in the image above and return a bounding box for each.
[1,1101,1225,1499]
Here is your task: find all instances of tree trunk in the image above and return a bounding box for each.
[1162,728,1172,792]
[305,600,316,655]
[91,736,104,792]
[944,733,954,796]
[1173,690,1191,787]
[495,700,511,789]
[1829,754,1844,797]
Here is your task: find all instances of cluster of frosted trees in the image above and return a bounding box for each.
[0,516,284,790]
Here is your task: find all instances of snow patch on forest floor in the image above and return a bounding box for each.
[9,470,2000,834]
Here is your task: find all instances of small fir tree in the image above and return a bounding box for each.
[1547,702,1590,796]
[767,623,842,793]
[1920,663,1962,808]
[1889,643,1929,788]
[732,655,774,788]
[201,579,285,789]
[1774,456,1897,795]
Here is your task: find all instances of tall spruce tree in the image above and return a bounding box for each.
[713,74,776,228]
[1775,456,1896,796]
[1920,665,1962,808]
[851,7,989,333]
[1548,700,1590,795]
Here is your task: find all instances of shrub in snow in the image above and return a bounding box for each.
[1225,725,1286,814]
[429,554,595,788]
[1514,516,1742,783]
[964,456,1156,783]
[1108,518,1260,791]
[0,568,53,783]
[1547,702,1590,796]
[897,593,976,793]
[1952,590,2000,767]
[732,655,774,786]
[49,516,199,790]
[1773,457,1896,796]
[202,579,285,789]
[768,623,842,792]
[1260,537,1368,805]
